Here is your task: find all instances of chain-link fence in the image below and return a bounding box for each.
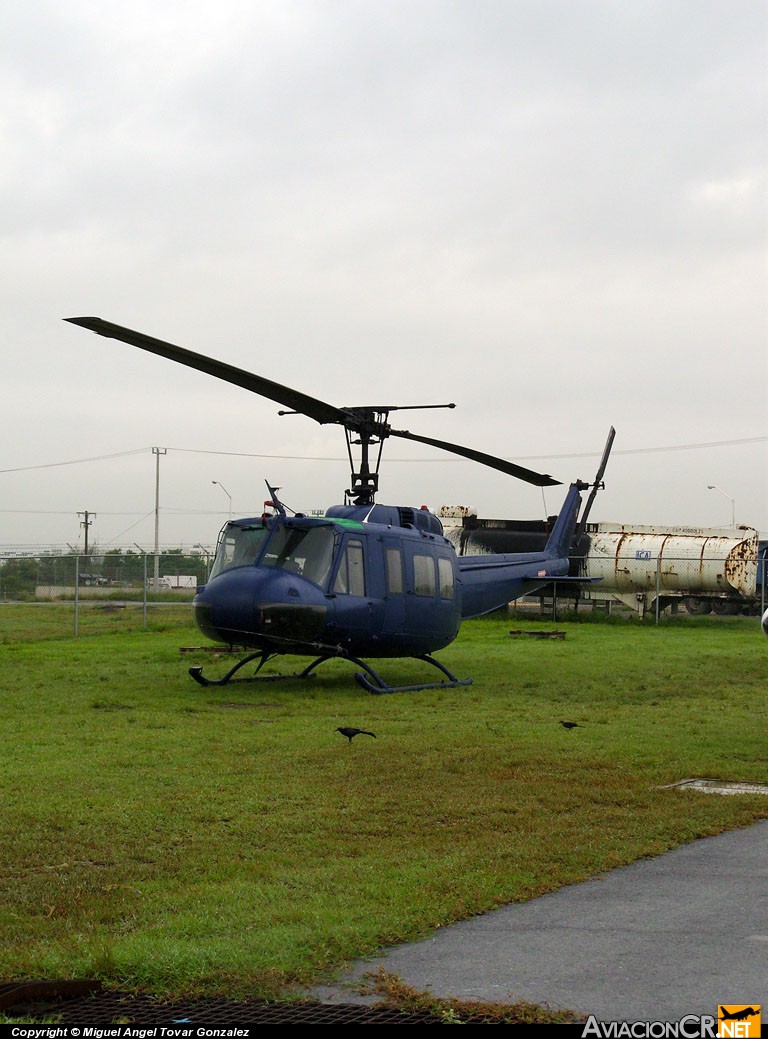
[1,550,765,638]
[0,551,208,638]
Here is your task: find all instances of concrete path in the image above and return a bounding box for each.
[311,820,768,1023]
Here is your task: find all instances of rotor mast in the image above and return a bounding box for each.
[341,403,455,506]
[344,418,384,506]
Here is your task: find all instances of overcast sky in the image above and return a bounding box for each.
[2,0,766,553]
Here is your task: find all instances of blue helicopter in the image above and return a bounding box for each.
[67,317,614,694]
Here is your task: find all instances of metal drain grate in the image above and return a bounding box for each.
[0,983,478,1025]
[0,980,583,1025]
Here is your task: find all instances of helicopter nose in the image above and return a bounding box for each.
[192,568,258,644]
[192,567,328,647]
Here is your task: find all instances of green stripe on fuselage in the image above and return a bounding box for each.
[328,518,365,531]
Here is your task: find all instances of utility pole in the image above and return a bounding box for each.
[152,447,167,591]
[77,511,95,556]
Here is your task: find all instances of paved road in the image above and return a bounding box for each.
[311,820,768,1023]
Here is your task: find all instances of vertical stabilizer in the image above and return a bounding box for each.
[544,482,586,559]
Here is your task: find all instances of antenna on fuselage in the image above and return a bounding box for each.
[264,480,287,517]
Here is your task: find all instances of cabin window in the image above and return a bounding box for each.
[333,539,366,596]
[260,525,335,587]
[413,553,436,596]
[438,557,454,599]
[209,523,271,579]
[385,547,403,594]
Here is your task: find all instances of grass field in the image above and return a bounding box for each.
[1,606,766,1002]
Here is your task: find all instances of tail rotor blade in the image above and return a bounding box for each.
[575,426,616,537]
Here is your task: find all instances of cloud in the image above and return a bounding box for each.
[1,0,766,546]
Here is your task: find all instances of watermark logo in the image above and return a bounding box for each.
[717,1006,761,1038]
[581,1006,762,1037]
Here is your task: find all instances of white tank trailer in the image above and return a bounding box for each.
[583,523,764,617]
[438,508,767,617]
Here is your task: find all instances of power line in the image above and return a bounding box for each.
[101,510,155,546]
[0,509,154,516]
[0,448,151,474]
[167,435,768,461]
[0,508,236,517]
[533,435,768,461]
[1,435,765,476]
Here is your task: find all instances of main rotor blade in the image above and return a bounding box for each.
[64,317,346,426]
[390,428,561,486]
[65,317,562,487]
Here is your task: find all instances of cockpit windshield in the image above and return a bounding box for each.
[208,520,336,590]
[209,523,271,580]
[261,524,335,588]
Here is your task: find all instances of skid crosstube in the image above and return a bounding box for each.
[188,650,472,694]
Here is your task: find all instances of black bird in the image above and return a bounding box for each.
[560,721,584,730]
[336,727,377,743]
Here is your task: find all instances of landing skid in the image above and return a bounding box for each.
[188,650,315,687]
[188,650,472,695]
[353,655,473,695]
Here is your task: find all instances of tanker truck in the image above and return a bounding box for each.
[582,522,766,617]
[439,508,766,618]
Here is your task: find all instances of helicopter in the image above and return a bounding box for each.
[66,316,614,694]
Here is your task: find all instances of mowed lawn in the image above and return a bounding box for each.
[1,607,766,998]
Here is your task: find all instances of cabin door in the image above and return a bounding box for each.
[380,540,407,637]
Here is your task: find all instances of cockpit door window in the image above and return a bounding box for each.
[333,539,366,596]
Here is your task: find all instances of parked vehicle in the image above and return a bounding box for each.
[439,508,766,617]
[583,522,766,617]
[154,575,197,590]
